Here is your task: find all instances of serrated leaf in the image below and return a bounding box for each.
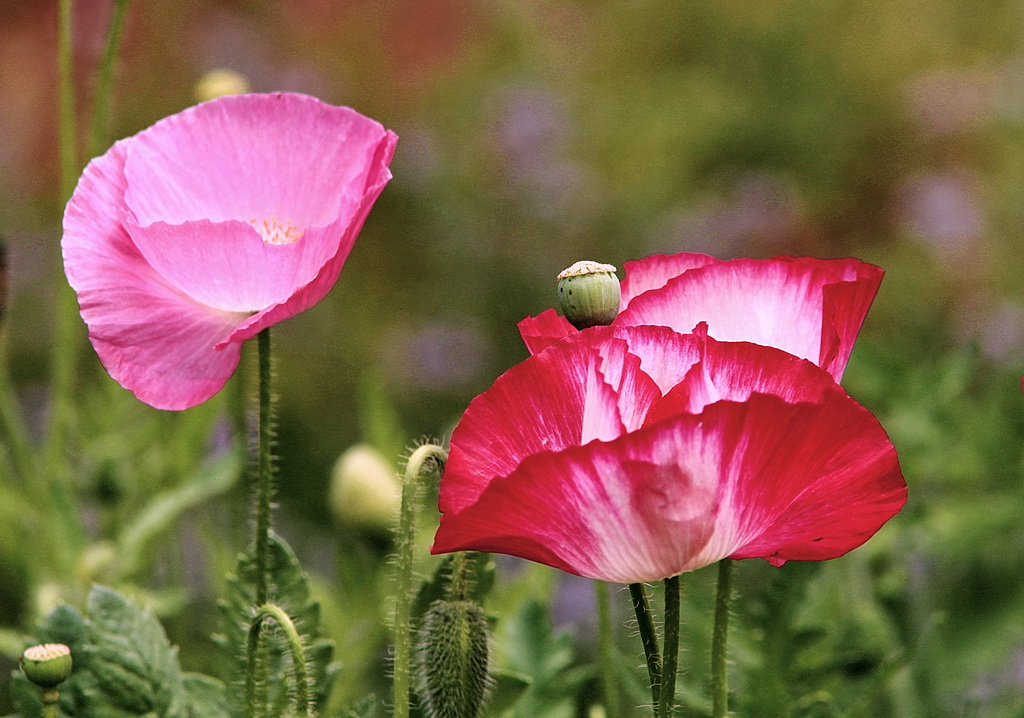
[215,532,338,716]
[14,587,204,718]
[498,600,591,718]
[182,673,233,718]
[411,553,496,626]
[341,694,382,718]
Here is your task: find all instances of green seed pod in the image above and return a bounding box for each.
[557,261,621,330]
[20,643,73,689]
[414,599,492,718]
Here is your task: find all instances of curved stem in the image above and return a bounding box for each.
[89,0,132,158]
[711,560,735,718]
[596,581,622,718]
[393,443,447,718]
[254,328,274,606]
[245,603,311,718]
[658,575,681,718]
[629,582,662,711]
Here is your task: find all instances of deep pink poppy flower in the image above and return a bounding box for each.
[63,92,397,410]
[432,324,905,583]
[519,253,883,383]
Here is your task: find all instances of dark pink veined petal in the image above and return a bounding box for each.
[616,256,883,382]
[619,252,720,309]
[62,144,249,410]
[644,327,842,423]
[440,326,696,515]
[433,390,905,583]
[517,309,576,355]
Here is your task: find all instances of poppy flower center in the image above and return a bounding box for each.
[250,216,303,245]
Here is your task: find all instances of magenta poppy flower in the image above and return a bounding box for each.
[519,253,883,383]
[431,324,905,583]
[62,92,397,410]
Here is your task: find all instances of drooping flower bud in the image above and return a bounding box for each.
[330,444,402,532]
[557,261,620,330]
[193,68,251,102]
[414,599,492,718]
[20,644,73,689]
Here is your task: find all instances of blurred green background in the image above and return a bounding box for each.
[2,1,1023,716]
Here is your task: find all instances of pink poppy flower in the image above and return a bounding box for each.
[519,253,884,383]
[432,324,905,583]
[63,92,397,410]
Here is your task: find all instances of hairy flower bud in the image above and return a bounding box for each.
[21,644,73,689]
[414,599,492,718]
[557,261,620,330]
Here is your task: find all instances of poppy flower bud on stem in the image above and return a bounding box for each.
[414,598,492,718]
[557,261,620,329]
[21,643,72,718]
[21,644,72,689]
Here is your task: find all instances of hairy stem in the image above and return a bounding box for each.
[712,560,735,718]
[658,575,681,718]
[253,328,274,606]
[393,443,448,718]
[629,582,662,711]
[246,603,311,718]
[596,581,622,718]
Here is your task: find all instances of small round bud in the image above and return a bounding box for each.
[557,261,620,330]
[21,644,72,688]
[193,68,251,102]
[330,444,401,531]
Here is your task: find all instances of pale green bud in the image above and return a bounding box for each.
[330,444,401,531]
[21,643,72,689]
[557,261,620,329]
[193,68,250,102]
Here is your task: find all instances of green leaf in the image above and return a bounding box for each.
[13,586,207,718]
[216,532,338,716]
[182,674,233,718]
[341,695,382,718]
[497,600,591,718]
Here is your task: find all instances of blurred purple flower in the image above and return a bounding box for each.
[897,171,985,267]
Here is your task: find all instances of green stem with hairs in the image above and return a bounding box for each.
[253,328,274,606]
[245,603,311,718]
[629,582,662,711]
[393,443,448,718]
[596,581,622,718]
[89,0,132,158]
[658,575,681,718]
[711,560,735,718]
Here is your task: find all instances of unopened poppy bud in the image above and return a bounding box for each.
[557,261,620,329]
[20,644,72,688]
[330,444,401,531]
[193,68,251,102]
[415,599,492,718]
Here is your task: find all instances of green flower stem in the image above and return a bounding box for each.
[254,328,274,607]
[711,560,735,718]
[89,0,132,158]
[393,443,448,718]
[245,603,311,718]
[658,575,681,718]
[628,582,662,711]
[40,689,60,718]
[57,0,77,202]
[596,581,622,718]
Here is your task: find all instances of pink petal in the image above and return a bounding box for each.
[62,93,397,409]
[433,391,904,583]
[441,326,691,515]
[617,256,883,381]
[122,93,392,228]
[619,252,720,308]
[63,145,248,410]
[517,309,576,355]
